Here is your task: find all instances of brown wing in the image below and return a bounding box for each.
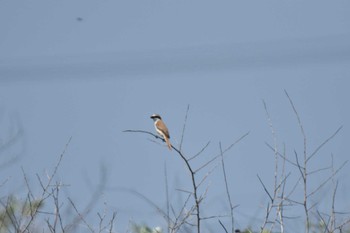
[156,120,170,139]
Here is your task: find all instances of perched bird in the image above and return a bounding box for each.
[150,114,172,150]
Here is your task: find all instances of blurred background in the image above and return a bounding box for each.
[1,1,350,232]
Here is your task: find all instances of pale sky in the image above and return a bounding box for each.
[1,1,350,232]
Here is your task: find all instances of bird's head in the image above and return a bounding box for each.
[150,114,162,121]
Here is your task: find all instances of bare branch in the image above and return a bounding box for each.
[308,166,332,176]
[220,142,235,233]
[171,193,194,232]
[114,187,171,225]
[188,141,210,161]
[265,142,298,167]
[68,197,95,233]
[175,188,193,195]
[180,105,190,151]
[0,177,9,187]
[196,163,219,188]
[124,128,202,233]
[330,154,337,231]
[0,116,24,170]
[284,90,307,156]
[195,132,249,173]
[294,150,305,181]
[257,175,273,202]
[307,126,343,163]
[108,212,117,233]
[218,219,229,233]
[21,136,72,233]
[307,161,347,198]
[124,129,161,140]
[164,162,170,233]
[316,210,331,233]
[263,100,278,190]
[66,163,108,233]
[335,218,350,232]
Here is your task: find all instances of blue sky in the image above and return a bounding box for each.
[1,1,350,232]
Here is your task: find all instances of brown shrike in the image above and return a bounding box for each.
[150,114,172,150]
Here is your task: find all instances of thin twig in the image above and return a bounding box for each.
[180,105,190,152]
[196,163,219,188]
[219,219,229,233]
[294,151,305,181]
[109,212,117,233]
[172,193,194,233]
[307,126,343,163]
[308,166,332,176]
[330,154,337,231]
[67,164,108,233]
[331,181,338,229]
[307,161,347,198]
[257,175,273,202]
[265,142,298,167]
[68,198,95,233]
[113,187,171,225]
[220,142,235,233]
[195,132,249,173]
[317,210,331,233]
[188,141,211,161]
[263,99,288,233]
[164,162,171,233]
[285,90,310,233]
[263,100,278,193]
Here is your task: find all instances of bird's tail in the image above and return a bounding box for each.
[164,137,172,150]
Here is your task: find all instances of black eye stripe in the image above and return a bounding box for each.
[150,114,162,119]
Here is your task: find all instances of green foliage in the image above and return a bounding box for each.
[234,228,268,233]
[240,228,254,233]
[0,195,18,231]
[0,195,43,232]
[131,223,163,233]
